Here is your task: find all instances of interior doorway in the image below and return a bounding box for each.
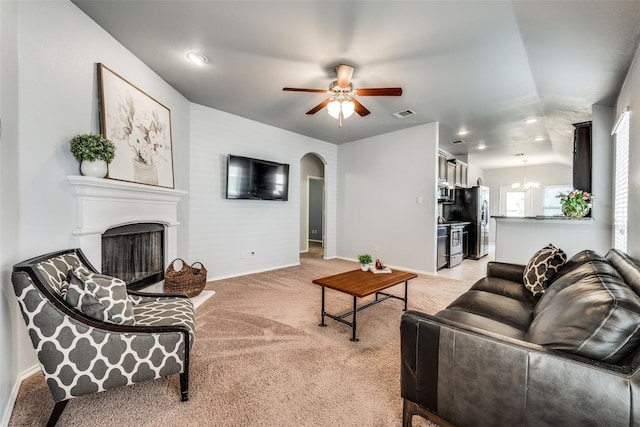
[300,153,325,259]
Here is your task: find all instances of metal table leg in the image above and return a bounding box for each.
[404,280,408,311]
[319,286,327,327]
[350,296,358,342]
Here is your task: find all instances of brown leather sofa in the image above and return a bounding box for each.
[401,249,640,427]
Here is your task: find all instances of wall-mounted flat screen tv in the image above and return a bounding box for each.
[226,155,289,201]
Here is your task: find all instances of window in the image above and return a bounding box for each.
[505,191,525,216]
[500,186,532,217]
[542,185,573,216]
[612,107,630,252]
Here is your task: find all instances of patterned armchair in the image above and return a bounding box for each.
[11,248,195,426]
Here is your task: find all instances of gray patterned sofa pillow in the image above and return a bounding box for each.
[65,268,135,325]
[523,243,567,296]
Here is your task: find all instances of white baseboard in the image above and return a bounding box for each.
[333,256,436,276]
[207,262,300,282]
[1,364,42,427]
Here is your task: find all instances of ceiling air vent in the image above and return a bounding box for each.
[392,109,416,118]
[449,140,466,146]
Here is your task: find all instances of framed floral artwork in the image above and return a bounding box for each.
[97,63,174,188]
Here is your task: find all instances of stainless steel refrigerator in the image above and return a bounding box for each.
[443,186,490,259]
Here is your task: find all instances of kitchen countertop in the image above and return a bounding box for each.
[492,216,592,221]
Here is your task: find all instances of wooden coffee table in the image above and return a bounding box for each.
[312,268,418,341]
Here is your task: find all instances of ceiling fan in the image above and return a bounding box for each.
[283,64,402,127]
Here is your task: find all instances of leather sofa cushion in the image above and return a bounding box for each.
[534,260,622,317]
[550,249,604,285]
[442,288,534,331]
[527,270,640,363]
[435,309,527,340]
[471,276,539,305]
[606,249,640,296]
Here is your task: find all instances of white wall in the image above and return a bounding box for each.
[337,123,439,273]
[188,104,337,279]
[1,1,192,422]
[591,104,615,247]
[617,44,640,259]
[0,2,20,425]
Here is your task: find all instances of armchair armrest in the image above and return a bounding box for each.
[486,261,525,283]
[127,289,189,298]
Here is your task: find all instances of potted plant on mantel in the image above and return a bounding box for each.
[70,133,116,178]
[358,253,373,271]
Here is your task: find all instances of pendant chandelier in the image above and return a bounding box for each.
[512,159,539,191]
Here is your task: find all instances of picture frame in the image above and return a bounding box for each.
[97,63,174,188]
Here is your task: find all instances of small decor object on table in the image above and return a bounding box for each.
[372,258,392,274]
[70,133,116,178]
[557,189,592,217]
[164,258,207,297]
[358,253,373,271]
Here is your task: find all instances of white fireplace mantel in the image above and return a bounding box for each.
[68,175,188,270]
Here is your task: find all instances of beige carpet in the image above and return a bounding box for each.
[9,257,474,427]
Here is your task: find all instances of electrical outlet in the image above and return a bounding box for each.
[240,251,246,259]
[374,244,379,252]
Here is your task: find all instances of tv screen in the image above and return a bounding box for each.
[226,155,289,201]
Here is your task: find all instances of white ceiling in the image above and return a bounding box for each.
[72,0,640,170]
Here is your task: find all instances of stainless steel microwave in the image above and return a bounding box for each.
[438,185,453,203]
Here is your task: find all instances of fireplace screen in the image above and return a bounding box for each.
[102,223,164,290]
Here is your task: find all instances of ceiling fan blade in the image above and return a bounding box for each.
[355,87,403,96]
[306,99,331,114]
[336,64,354,88]
[283,87,328,93]
[352,99,371,117]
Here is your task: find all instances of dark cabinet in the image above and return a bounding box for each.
[573,121,592,193]
[437,226,448,270]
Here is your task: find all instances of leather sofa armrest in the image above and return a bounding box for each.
[486,261,526,283]
[401,310,636,427]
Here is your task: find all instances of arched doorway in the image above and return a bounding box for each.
[300,153,325,259]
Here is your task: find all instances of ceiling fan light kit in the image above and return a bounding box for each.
[283,64,402,127]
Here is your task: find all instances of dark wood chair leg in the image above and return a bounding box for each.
[47,400,69,427]
[403,398,456,427]
[180,371,189,401]
[403,399,416,427]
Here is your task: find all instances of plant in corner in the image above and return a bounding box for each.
[70,133,116,178]
[557,189,592,218]
[358,253,373,271]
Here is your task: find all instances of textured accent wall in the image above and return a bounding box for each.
[188,104,337,279]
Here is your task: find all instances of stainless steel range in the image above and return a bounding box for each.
[448,224,464,268]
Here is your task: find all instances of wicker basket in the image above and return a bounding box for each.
[163,258,207,298]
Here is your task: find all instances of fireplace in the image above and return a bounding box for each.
[102,223,165,290]
[68,176,187,283]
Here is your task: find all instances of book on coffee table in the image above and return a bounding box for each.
[370,266,392,274]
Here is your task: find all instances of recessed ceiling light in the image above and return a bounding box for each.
[534,136,545,142]
[477,144,486,150]
[458,129,469,136]
[524,118,538,124]
[187,51,208,65]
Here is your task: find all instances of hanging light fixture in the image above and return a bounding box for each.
[512,159,539,191]
[327,92,355,127]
